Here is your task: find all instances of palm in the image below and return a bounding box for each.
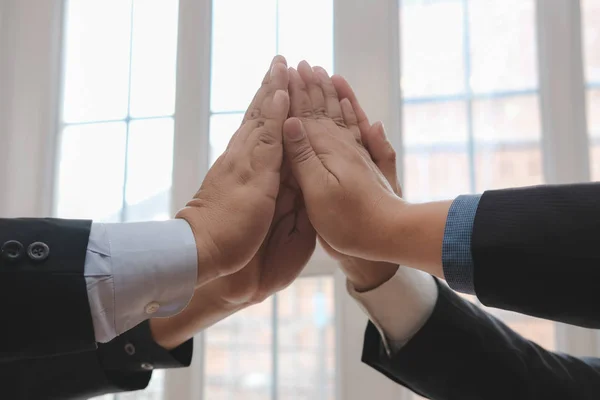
[218,160,316,305]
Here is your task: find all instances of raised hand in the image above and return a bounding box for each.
[283,60,406,263]
[151,58,316,350]
[319,75,401,291]
[176,55,291,286]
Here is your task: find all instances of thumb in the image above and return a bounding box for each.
[282,118,323,189]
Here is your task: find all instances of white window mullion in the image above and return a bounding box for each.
[163,0,213,399]
[536,0,596,356]
[0,0,64,218]
[334,1,408,399]
[536,0,590,184]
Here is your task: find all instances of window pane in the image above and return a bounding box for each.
[403,101,471,201]
[56,122,126,221]
[209,113,244,165]
[583,0,600,83]
[277,277,335,400]
[125,118,174,222]
[468,0,538,92]
[205,299,273,400]
[211,0,277,112]
[62,0,132,123]
[277,0,333,73]
[401,0,465,97]
[128,0,179,118]
[473,96,543,191]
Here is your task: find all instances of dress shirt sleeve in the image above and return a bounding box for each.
[84,220,197,343]
[441,194,481,294]
[347,267,438,356]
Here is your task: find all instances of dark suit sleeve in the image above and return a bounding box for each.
[362,279,600,400]
[0,320,193,400]
[471,183,600,328]
[0,218,96,362]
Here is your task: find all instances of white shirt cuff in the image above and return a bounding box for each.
[347,267,438,356]
[85,220,197,343]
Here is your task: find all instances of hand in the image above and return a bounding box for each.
[283,61,405,262]
[214,159,316,305]
[176,55,291,286]
[318,74,400,291]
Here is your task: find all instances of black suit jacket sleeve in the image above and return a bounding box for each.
[362,280,600,400]
[471,184,600,328]
[1,320,193,399]
[0,218,96,361]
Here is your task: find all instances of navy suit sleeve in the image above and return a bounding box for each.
[0,218,96,362]
[472,183,600,328]
[0,321,193,399]
[362,279,600,400]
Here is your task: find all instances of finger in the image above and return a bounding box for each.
[282,118,325,191]
[313,67,344,126]
[340,98,362,144]
[298,61,326,116]
[243,55,288,124]
[331,74,370,135]
[247,89,290,171]
[363,121,401,195]
[288,67,313,118]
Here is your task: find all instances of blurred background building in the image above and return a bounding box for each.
[0,0,598,399]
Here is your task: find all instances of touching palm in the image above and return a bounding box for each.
[217,159,316,305]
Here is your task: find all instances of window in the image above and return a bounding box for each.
[56,0,179,224]
[205,1,336,399]
[204,277,335,399]
[400,6,553,400]
[583,0,600,179]
[402,0,542,204]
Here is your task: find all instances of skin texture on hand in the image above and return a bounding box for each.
[282,60,407,263]
[176,56,292,287]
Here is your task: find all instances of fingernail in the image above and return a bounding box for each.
[285,119,305,140]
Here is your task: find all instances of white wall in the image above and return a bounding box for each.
[0,0,63,217]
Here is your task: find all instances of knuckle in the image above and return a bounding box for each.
[246,107,262,121]
[313,106,327,116]
[297,108,314,118]
[226,158,253,185]
[332,116,347,128]
[256,128,279,146]
[385,143,397,163]
[291,143,315,164]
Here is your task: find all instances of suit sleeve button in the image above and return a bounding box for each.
[2,240,24,262]
[28,242,50,262]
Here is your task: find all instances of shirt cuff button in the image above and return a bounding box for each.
[145,302,160,315]
[124,343,136,355]
[141,362,154,371]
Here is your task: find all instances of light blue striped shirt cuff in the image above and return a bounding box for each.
[442,194,481,295]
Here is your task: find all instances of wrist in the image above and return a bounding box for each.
[383,201,451,278]
[175,210,221,288]
[150,288,242,350]
[339,258,399,292]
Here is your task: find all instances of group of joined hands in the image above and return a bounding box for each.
[150,55,443,349]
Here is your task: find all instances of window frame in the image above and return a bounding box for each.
[0,0,598,399]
